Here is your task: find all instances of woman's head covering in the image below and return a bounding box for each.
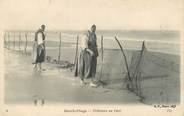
[91,24,96,32]
[41,24,45,31]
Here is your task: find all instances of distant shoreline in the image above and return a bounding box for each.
[4,29,180,34]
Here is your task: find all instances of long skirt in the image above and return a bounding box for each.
[32,43,45,63]
[78,49,97,80]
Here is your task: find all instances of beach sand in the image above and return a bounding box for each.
[4,49,141,105]
[4,46,180,105]
[4,30,180,105]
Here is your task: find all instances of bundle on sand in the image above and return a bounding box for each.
[45,55,74,69]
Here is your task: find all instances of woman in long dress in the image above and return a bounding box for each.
[78,25,99,87]
[32,25,46,71]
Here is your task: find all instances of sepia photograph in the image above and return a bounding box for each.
[0,0,183,115]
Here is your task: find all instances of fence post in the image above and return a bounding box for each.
[25,33,28,53]
[19,32,21,51]
[74,35,79,77]
[4,32,6,48]
[74,35,79,65]
[58,32,62,64]
[8,32,10,49]
[115,36,131,81]
[99,35,104,81]
[7,32,8,49]
[101,35,104,62]
[14,32,15,50]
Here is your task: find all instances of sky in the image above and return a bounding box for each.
[0,0,182,30]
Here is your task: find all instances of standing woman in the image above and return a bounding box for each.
[78,25,99,87]
[88,25,99,86]
[32,25,46,71]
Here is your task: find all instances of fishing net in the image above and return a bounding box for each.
[125,42,180,104]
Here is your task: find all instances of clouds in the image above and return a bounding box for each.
[0,0,182,30]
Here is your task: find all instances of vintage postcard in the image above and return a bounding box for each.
[0,0,183,116]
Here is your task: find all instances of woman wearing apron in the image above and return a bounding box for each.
[78,25,99,87]
[32,25,46,71]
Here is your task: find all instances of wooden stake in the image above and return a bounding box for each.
[74,35,79,77]
[4,32,6,48]
[99,35,104,81]
[25,33,28,53]
[58,32,62,64]
[8,32,10,49]
[114,36,131,81]
[19,32,21,51]
[14,32,15,50]
[74,35,79,65]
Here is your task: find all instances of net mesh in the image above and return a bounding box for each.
[125,42,180,103]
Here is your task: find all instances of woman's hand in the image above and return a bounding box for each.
[86,48,94,56]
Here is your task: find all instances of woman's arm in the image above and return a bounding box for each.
[85,48,94,56]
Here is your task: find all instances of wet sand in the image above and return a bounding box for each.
[4,30,180,105]
[4,49,141,105]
